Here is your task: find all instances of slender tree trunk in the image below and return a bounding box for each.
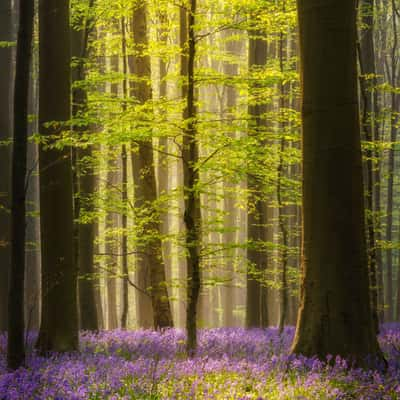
[25,53,41,332]
[221,34,240,328]
[180,0,201,352]
[384,0,399,323]
[37,0,78,353]
[129,6,173,329]
[7,0,34,370]
[105,53,120,331]
[120,142,129,329]
[156,10,173,322]
[277,26,289,333]
[120,17,129,330]
[292,0,382,362]
[105,152,119,330]
[246,29,269,328]
[397,214,400,320]
[0,0,13,333]
[25,137,41,332]
[358,0,380,332]
[374,0,386,324]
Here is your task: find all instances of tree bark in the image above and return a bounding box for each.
[384,0,399,323]
[277,26,289,334]
[71,2,99,332]
[180,0,201,352]
[358,0,380,331]
[0,0,13,333]
[7,0,34,370]
[246,30,269,328]
[128,5,173,329]
[120,17,129,330]
[105,151,119,330]
[36,0,79,353]
[25,137,41,332]
[157,10,174,326]
[292,0,382,362]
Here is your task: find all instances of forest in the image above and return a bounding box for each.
[1,0,400,398]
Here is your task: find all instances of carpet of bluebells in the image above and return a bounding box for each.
[1,325,400,399]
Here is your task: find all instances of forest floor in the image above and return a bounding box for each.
[0,326,400,399]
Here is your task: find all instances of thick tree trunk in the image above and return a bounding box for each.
[0,0,13,333]
[246,30,269,328]
[36,0,79,353]
[129,6,173,329]
[292,0,381,362]
[7,0,34,370]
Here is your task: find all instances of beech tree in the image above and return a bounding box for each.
[246,28,269,329]
[0,0,13,333]
[7,0,34,370]
[128,4,173,329]
[358,0,380,331]
[292,0,382,361]
[36,0,79,352]
[71,0,99,332]
[181,0,201,353]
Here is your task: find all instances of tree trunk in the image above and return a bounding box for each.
[120,17,129,330]
[71,4,99,332]
[221,33,240,328]
[129,5,173,329]
[0,0,13,333]
[156,10,173,323]
[104,149,119,330]
[105,53,120,331]
[180,0,201,353]
[25,52,41,332]
[25,138,41,332]
[374,0,386,325]
[246,30,269,328]
[292,0,382,362]
[36,0,78,353]
[277,26,289,334]
[358,0,380,332]
[384,0,399,323]
[7,0,34,370]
